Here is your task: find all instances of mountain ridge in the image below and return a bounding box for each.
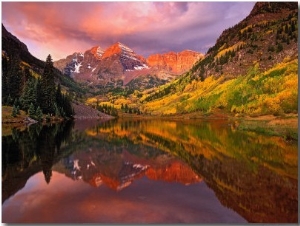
[190,1,298,80]
[53,42,203,90]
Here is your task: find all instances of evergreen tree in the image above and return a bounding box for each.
[2,54,9,104]
[276,43,283,52]
[6,52,23,101]
[16,105,20,115]
[6,94,13,106]
[40,54,56,114]
[13,99,19,108]
[28,103,36,118]
[61,94,73,118]
[36,106,43,121]
[11,105,18,117]
[55,83,63,107]
[36,78,42,108]
[21,78,37,111]
[54,103,60,117]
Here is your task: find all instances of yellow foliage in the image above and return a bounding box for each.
[20,61,31,68]
[86,97,97,105]
[216,42,245,58]
[240,25,252,33]
[263,96,281,114]
[30,69,41,79]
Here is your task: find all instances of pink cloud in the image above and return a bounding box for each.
[2,2,255,61]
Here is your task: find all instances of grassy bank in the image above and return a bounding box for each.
[235,114,298,141]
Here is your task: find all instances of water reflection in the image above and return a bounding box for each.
[2,118,298,223]
[2,121,74,202]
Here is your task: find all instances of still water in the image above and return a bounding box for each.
[2,119,298,223]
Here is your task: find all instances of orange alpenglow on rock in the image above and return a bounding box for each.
[147,50,204,74]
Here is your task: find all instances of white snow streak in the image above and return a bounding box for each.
[74,62,82,73]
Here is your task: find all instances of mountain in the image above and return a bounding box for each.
[54,46,104,77]
[54,42,203,91]
[96,42,149,84]
[2,24,85,96]
[54,42,149,88]
[141,2,298,117]
[190,1,298,80]
[2,24,44,73]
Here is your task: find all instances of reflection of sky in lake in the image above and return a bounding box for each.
[2,119,297,223]
[2,171,246,223]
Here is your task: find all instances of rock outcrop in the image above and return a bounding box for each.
[147,50,203,74]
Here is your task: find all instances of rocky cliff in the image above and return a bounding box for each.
[147,50,203,74]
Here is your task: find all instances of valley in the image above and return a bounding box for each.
[1,2,298,138]
[1,2,298,224]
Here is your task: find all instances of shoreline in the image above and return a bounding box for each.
[2,105,297,140]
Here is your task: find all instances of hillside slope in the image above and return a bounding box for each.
[141,2,298,117]
[2,24,85,97]
[190,2,298,80]
[72,102,113,119]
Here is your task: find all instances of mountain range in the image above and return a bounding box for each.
[53,42,203,90]
[1,2,298,118]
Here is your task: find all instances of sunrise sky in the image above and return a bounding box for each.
[2,1,255,61]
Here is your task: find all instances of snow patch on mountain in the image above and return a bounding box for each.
[96,46,104,57]
[119,42,134,53]
[134,64,149,70]
[126,64,149,71]
[73,62,82,73]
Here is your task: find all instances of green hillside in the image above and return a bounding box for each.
[142,58,297,117]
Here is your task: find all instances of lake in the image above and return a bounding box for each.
[2,119,298,223]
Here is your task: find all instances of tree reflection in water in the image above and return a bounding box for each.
[2,119,298,223]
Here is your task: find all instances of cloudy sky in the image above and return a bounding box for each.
[2,2,255,61]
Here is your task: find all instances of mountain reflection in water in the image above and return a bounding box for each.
[2,119,298,223]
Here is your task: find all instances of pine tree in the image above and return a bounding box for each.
[7,52,23,101]
[55,83,63,107]
[28,103,36,118]
[16,105,20,115]
[36,106,43,121]
[21,78,37,111]
[6,94,13,106]
[11,105,18,117]
[61,94,73,118]
[2,54,9,104]
[54,103,60,117]
[40,54,56,114]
